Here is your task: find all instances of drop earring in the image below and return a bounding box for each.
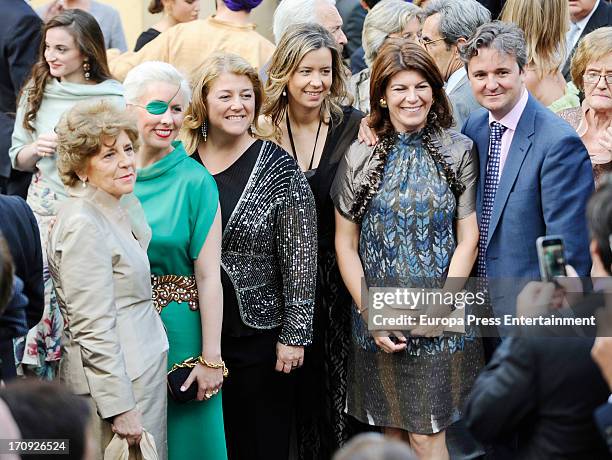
[201,120,208,142]
[81,179,87,188]
[282,89,287,97]
[379,98,387,108]
[83,58,91,80]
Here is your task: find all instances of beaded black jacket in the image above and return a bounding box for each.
[221,140,318,346]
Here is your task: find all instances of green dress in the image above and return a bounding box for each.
[134,141,227,460]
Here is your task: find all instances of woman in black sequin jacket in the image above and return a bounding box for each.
[182,52,318,460]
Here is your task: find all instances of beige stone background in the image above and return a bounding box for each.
[29,0,277,50]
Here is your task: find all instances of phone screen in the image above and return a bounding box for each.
[541,240,567,281]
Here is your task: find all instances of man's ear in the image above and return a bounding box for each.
[590,239,607,275]
[455,37,467,55]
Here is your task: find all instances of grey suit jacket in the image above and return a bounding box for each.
[448,74,481,130]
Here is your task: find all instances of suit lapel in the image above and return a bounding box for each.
[486,96,536,248]
[563,1,612,77]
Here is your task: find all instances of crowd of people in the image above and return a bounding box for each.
[1,0,612,459]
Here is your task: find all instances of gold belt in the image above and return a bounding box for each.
[151,274,199,313]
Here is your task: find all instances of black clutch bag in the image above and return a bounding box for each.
[167,357,198,403]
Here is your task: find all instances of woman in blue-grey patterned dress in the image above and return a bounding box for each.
[332,40,484,459]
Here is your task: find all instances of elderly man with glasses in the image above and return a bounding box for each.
[420,0,490,128]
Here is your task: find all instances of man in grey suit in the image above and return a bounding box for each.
[421,0,490,129]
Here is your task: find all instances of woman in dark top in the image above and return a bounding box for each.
[135,0,200,51]
[183,52,318,460]
[261,23,363,460]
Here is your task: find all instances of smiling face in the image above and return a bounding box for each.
[133,81,186,153]
[467,46,525,119]
[83,131,136,199]
[44,26,87,84]
[384,69,433,133]
[287,47,333,113]
[205,72,256,139]
[167,0,200,23]
[584,53,612,112]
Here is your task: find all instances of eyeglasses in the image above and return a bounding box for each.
[387,32,417,41]
[129,85,182,115]
[583,72,612,86]
[418,36,446,49]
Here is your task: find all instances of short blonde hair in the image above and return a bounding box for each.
[571,27,612,92]
[181,53,264,154]
[55,101,139,188]
[500,0,568,78]
[262,23,349,141]
[362,0,421,66]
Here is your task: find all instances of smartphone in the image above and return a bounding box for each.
[536,235,567,282]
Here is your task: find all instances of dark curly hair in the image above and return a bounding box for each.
[350,39,465,220]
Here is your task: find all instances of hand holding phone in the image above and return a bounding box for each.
[536,235,567,282]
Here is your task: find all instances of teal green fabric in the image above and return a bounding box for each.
[135,141,219,274]
[134,141,226,460]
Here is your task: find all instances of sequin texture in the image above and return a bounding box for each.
[221,141,318,346]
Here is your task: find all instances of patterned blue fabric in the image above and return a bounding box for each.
[356,132,465,355]
[477,121,507,278]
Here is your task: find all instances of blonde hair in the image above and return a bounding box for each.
[55,101,139,187]
[181,53,264,154]
[501,0,568,78]
[571,27,612,92]
[362,0,421,66]
[262,23,349,141]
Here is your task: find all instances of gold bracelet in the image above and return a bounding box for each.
[197,356,229,378]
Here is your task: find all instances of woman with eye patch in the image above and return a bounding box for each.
[124,61,227,460]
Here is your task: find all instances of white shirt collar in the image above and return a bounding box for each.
[445,67,467,95]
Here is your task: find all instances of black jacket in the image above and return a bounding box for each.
[596,402,612,455]
[0,195,43,329]
[464,294,612,459]
[0,0,41,195]
[563,0,612,80]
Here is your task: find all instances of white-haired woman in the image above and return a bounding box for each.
[123,61,227,460]
[348,0,421,113]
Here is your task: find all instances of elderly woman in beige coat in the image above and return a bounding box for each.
[47,101,168,459]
